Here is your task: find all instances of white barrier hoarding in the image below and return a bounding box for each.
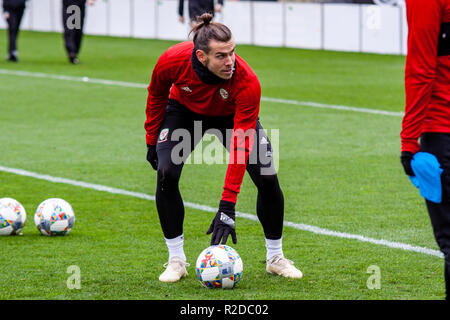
[361,4,401,54]
[285,3,322,49]
[0,0,408,55]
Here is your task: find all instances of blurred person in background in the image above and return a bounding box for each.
[400,0,450,300]
[2,0,27,62]
[62,0,95,64]
[178,0,223,27]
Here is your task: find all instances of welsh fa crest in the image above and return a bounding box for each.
[219,88,229,100]
[158,128,169,143]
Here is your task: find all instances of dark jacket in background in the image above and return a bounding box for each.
[2,0,27,11]
[62,0,86,6]
[178,0,224,21]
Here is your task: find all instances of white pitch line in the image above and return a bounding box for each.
[0,68,404,117]
[0,69,147,89]
[0,165,443,259]
[260,97,404,117]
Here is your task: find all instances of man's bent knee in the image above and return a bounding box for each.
[157,164,181,192]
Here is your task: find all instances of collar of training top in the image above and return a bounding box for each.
[191,49,236,85]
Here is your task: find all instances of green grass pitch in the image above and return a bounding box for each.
[0,30,445,300]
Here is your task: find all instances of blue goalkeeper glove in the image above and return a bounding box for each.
[207,200,237,245]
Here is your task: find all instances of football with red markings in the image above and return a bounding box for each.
[195,245,243,289]
[0,198,27,236]
[34,198,75,236]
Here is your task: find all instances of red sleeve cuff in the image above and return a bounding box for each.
[146,134,158,146]
[401,138,421,154]
[221,189,238,204]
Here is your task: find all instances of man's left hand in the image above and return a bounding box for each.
[146,144,158,171]
[207,200,236,245]
[401,151,415,176]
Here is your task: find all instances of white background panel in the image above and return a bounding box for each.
[0,13,6,29]
[361,5,400,54]
[84,0,108,36]
[401,4,408,55]
[31,0,52,32]
[156,0,189,41]
[51,0,64,33]
[253,2,283,47]
[323,4,360,52]
[0,1,408,56]
[285,3,321,49]
[133,0,156,39]
[222,1,252,45]
[109,0,131,37]
[20,0,33,31]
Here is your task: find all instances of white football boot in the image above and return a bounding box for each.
[266,255,303,279]
[159,257,190,282]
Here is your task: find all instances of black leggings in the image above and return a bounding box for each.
[155,101,284,241]
[5,5,24,54]
[421,133,450,300]
[62,0,86,56]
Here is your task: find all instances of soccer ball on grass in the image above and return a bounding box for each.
[0,197,26,235]
[195,245,243,289]
[34,198,75,236]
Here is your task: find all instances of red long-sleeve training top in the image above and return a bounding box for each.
[401,0,450,153]
[145,41,261,204]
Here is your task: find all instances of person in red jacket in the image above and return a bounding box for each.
[400,0,450,300]
[145,13,303,282]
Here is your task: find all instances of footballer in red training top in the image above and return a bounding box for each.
[401,0,450,300]
[145,13,303,283]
